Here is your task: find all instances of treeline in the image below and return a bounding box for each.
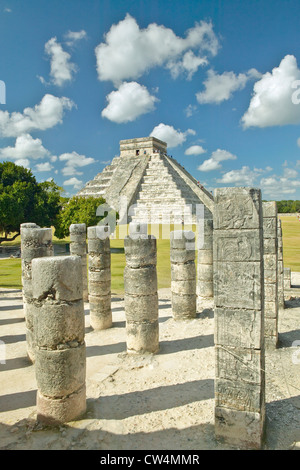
[276,200,300,213]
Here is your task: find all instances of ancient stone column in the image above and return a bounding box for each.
[214,187,265,450]
[124,223,159,354]
[262,202,278,350]
[69,223,88,302]
[20,223,53,362]
[170,230,196,320]
[32,255,86,424]
[277,219,284,310]
[87,226,112,330]
[284,267,291,290]
[196,219,213,306]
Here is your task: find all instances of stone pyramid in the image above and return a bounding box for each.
[77,137,214,223]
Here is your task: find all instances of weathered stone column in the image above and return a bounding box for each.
[277,219,284,310]
[170,230,196,320]
[20,223,53,362]
[124,223,159,354]
[69,223,88,302]
[214,187,265,450]
[196,219,213,305]
[284,267,291,290]
[87,226,112,330]
[262,202,278,350]
[32,255,86,424]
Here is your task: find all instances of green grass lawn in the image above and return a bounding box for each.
[0,217,299,291]
[279,215,300,272]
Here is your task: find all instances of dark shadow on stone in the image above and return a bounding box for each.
[0,290,22,295]
[0,304,24,311]
[0,296,23,302]
[111,320,126,328]
[1,333,26,344]
[0,389,36,412]
[93,379,214,420]
[1,355,32,371]
[265,395,300,449]
[159,334,214,355]
[86,342,127,357]
[112,306,125,313]
[197,308,214,319]
[0,317,24,326]
[278,329,300,348]
[284,299,300,309]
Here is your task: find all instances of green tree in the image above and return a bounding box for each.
[54,195,117,239]
[0,161,62,243]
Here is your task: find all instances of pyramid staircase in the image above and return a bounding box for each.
[131,153,211,224]
[77,156,120,199]
[77,137,214,225]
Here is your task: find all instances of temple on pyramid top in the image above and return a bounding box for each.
[77,137,214,224]
[119,136,167,158]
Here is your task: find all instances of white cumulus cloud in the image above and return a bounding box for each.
[35,162,54,172]
[101,82,158,123]
[198,148,237,171]
[95,14,219,85]
[216,166,258,185]
[0,94,74,137]
[0,133,51,161]
[45,37,77,86]
[196,68,261,104]
[185,145,206,155]
[64,30,87,47]
[63,177,83,190]
[59,151,95,176]
[242,55,300,128]
[150,123,195,148]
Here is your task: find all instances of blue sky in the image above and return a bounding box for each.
[1,0,300,200]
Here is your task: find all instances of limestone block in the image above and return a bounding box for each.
[263,217,277,238]
[215,406,265,450]
[214,261,263,310]
[171,262,195,281]
[170,249,195,264]
[214,188,262,230]
[88,253,111,270]
[124,266,157,295]
[33,300,85,349]
[35,345,86,398]
[171,292,196,320]
[263,237,277,255]
[215,378,263,414]
[126,321,159,354]
[88,269,111,282]
[37,386,86,425]
[32,256,83,302]
[214,307,262,350]
[170,230,195,250]
[124,294,158,323]
[197,249,213,264]
[264,301,277,319]
[124,236,157,268]
[171,279,196,295]
[214,230,263,262]
[196,281,213,298]
[215,346,263,384]
[89,280,111,296]
[262,201,277,218]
